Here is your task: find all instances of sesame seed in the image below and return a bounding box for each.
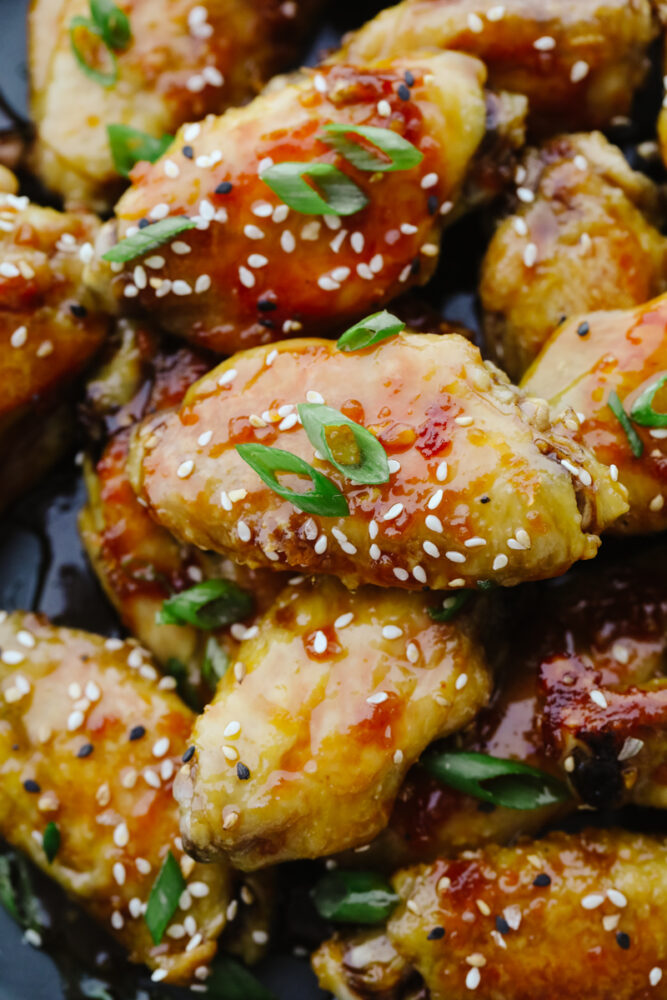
[367,691,388,705]
[570,60,590,83]
[533,35,556,50]
[590,690,608,709]
[466,967,481,990]
[516,187,535,203]
[153,737,170,758]
[177,459,194,479]
[423,540,440,558]
[113,822,129,847]
[198,430,213,447]
[650,494,664,512]
[455,415,473,426]
[446,551,466,563]
[523,243,538,267]
[0,263,19,278]
[581,893,605,910]
[487,4,505,19]
[436,461,448,481]
[190,882,210,898]
[650,968,663,987]
[151,969,167,982]
[428,490,443,510]
[382,625,403,640]
[218,368,237,386]
[67,710,84,731]
[425,514,443,533]
[195,274,211,293]
[377,99,392,116]
[388,459,401,473]
[223,811,239,829]
[383,503,404,521]
[456,674,468,690]
[618,737,644,761]
[313,631,327,654]
[223,745,238,762]
[318,276,340,291]
[314,534,327,554]
[370,544,381,560]
[10,326,27,348]
[393,568,409,581]
[607,889,627,908]
[421,173,438,189]
[493,554,508,571]
[237,521,251,542]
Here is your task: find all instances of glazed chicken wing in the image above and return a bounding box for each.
[480,132,667,378]
[522,292,667,534]
[79,324,285,694]
[29,0,324,211]
[314,829,667,1000]
[0,183,108,513]
[130,330,627,591]
[174,575,491,869]
[85,52,524,354]
[0,612,271,983]
[336,0,657,133]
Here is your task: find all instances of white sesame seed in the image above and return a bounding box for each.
[0,263,19,278]
[222,745,238,762]
[493,554,508,571]
[581,893,605,910]
[650,968,662,986]
[406,642,419,663]
[464,537,486,548]
[67,710,84,731]
[382,626,403,640]
[370,543,381,560]
[330,231,347,254]
[456,673,468,690]
[487,4,505,19]
[455,415,473,426]
[421,173,439,189]
[3,649,25,666]
[570,60,590,83]
[113,862,126,886]
[68,682,82,699]
[387,459,401,473]
[383,503,404,521]
[590,690,608,709]
[113,822,129,848]
[10,326,27,348]
[377,99,392,116]
[351,232,365,253]
[218,368,237,386]
[574,155,588,171]
[436,461,448,481]
[428,490,443,510]
[313,630,328,654]
[393,568,409,581]
[367,691,388,705]
[607,889,627,908]
[172,279,192,296]
[190,882,210,898]
[446,551,466,563]
[425,514,443,533]
[177,459,194,479]
[334,612,353,629]
[314,534,327,554]
[318,276,340,291]
[143,768,160,789]
[393,749,404,764]
[153,737,170,758]
[467,11,483,32]
[523,243,538,268]
[171,241,191,255]
[423,540,440,558]
[237,521,251,543]
[357,263,374,280]
[332,266,351,282]
[195,274,211,293]
[618,737,644,761]
[534,35,556,50]
[466,967,481,990]
[252,930,269,945]
[650,494,664,512]
[16,630,35,648]
[516,187,535,203]
[151,969,168,982]
[198,430,213,447]
[413,566,427,584]
[248,254,268,269]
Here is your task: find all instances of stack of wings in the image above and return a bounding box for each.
[2,0,667,997]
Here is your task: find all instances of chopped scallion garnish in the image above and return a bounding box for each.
[428,592,473,622]
[157,579,253,630]
[320,123,423,173]
[608,390,644,458]
[102,216,196,263]
[144,850,185,945]
[260,162,368,216]
[42,823,60,864]
[336,311,405,352]
[312,870,399,924]
[107,124,173,177]
[298,403,389,485]
[421,750,570,810]
[236,443,349,517]
[629,373,667,428]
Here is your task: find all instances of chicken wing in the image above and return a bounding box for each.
[85,52,524,354]
[174,575,491,869]
[28,0,324,211]
[314,828,667,1000]
[0,612,271,983]
[130,330,628,591]
[336,0,657,133]
[522,292,667,534]
[480,132,667,378]
[0,183,108,512]
[79,324,286,696]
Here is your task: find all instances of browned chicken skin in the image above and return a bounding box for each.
[0,180,108,512]
[129,331,627,591]
[174,576,491,869]
[480,132,667,378]
[314,829,667,1000]
[29,0,324,211]
[335,0,657,133]
[0,612,272,983]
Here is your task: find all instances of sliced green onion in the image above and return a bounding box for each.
[320,123,423,173]
[421,750,570,810]
[312,871,399,924]
[69,16,118,88]
[298,403,389,485]
[0,851,43,930]
[157,579,253,630]
[107,124,172,177]
[42,823,60,864]
[428,592,473,622]
[144,850,185,945]
[337,311,405,352]
[629,374,667,428]
[202,637,230,690]
[206,956,277,1000]
[236,443,349,517]
[608,390,643,458]
[90,0,131,50]
[260,162,368,216]
[102,216,196,263]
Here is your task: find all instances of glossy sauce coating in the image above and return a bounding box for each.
[480,131,667,379]
[87,53,492,353]
[175,575,491,869]
[336,0,656,133]
[29,0,324,211]
[523,292,667,534]
[79,327,285,692]
[0,612,269,983]
[0,186,108,511]
[131,331,628,591]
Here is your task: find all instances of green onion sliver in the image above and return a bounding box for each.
[90,0,131,51]
[69,16,118,88]
[236,443,349,517]
[157,579,253,630]
[144,850,185,945]
[102,216,196,263]
[43,823,61,864]
[629,373,667,428]
[607,390,643,458]
[337,311,405,352]
[260,162,368,216]
[107,124,173,177]
[298,403,389,485]
[312,870,399,925]
[202,637,230,690]
[320,123,423,173]
[421,750,570,810]
[428,591,473,622]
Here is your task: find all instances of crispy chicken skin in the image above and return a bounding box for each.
[480,132,667,378]
[522,293,667,535]
[174,576,491,869]
[336,0,657,133]
[0,612,271,983]
[315,829,667,1000]
[0,187,108,513]
[130,331,627,591]
[79,326,285,690]
[29,0,324,211]
[86,52,515,354]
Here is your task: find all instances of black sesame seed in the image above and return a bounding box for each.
[77,743,94,758]
[138,218,150,229]
[495,915,510,935]
[12,744,19,752]
[427,926,445,941]
[480,495,491,504]
[616,931,631,950]
[410,256,420,276]
[182,745,195,764]
[427,194,438,215]
[533,873,551,888]
[557,315,567,326]
[215,181,233,195]
[70,303,87,318]
[237,762,251,781]
[397,83,411,101]
[182,145,194,159]
[257,299,277,312]
[577,321,590,337]
[259,318,275,329]
[129,725,146,742]
[23,779,40,793]
[404,70,415,87]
